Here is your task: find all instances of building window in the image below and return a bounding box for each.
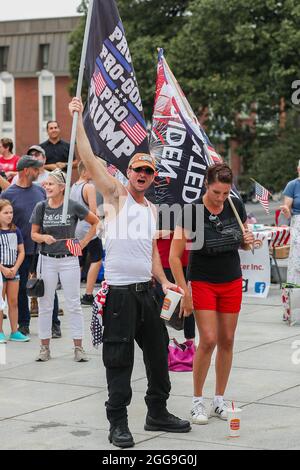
[3,97,12,122]
[39,44,50,70]
[0,47,9,72]
[38,70,55,142]
[42,96,53,122]
[0,72,15,142]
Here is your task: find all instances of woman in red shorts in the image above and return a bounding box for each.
[169,163,254,425]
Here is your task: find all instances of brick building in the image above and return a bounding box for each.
[0,16,80,155]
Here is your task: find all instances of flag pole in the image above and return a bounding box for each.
[62,0,94,224]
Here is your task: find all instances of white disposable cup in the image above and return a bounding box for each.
[227,408,242,438]
[160,289,183,321]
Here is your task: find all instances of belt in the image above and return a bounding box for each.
[41,252,73,259]
[109,281,152,292]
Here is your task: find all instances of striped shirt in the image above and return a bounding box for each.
[0,227,23,266]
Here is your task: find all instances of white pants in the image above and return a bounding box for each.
[38,255,84,340]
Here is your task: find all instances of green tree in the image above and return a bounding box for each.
[169,0,300,135]
[249,111,300,193]
[166,0,300,186]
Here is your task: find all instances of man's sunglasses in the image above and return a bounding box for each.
[131,166,154,175]
[29,151,43,157]
[209,214,223,233]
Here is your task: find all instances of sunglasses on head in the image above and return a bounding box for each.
[131,166,154,175]
[209,214,223,233]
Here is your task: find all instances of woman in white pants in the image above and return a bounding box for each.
[30,169,99,362]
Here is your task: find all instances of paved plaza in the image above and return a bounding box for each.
[0,283,300,450]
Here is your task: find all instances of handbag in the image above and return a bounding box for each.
[26,201,46,298]
[168,338,195,372]
[26,277,44,297]
[166,304,184,331]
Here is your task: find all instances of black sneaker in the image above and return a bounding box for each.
[18,326,30,336]
[52,324,62,339]
[144,411,191,433]
[81,294,94,306]
[108,422,135,448]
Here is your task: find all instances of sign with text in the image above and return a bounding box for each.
[239,232,270,298]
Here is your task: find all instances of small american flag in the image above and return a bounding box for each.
[120,113,147,145]
[253,180,270,214]
[66,239,82,257]
[93,69,106,96]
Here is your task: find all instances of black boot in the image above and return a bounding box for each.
[108,422,135,448]
[144,410,191,433]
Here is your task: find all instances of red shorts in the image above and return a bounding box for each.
[191,278,242,314]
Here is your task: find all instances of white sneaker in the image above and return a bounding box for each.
[74,346,89,362]
[191,402,208,425]
[210,401,229,420]
[36,345,51,362]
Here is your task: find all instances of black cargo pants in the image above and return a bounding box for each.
[102,282,171,426]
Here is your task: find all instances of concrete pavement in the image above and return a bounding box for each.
[0,284,300,450]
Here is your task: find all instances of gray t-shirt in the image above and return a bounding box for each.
[30,199,89,255]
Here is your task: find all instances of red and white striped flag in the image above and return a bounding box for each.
[66,239,82,257]
[253,180,271,214]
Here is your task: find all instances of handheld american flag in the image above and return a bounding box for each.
[66,239,83,257]
[253,180,271,214]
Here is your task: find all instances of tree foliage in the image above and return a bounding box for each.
[168,0,300,135]
[248,112,300,193]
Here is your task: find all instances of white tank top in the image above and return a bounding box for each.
[104,192,156,285]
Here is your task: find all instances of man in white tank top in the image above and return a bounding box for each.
[69,98,191,448]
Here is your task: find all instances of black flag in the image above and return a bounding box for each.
[83,0,150,175]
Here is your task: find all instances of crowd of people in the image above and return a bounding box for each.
[2,97,296,449]
[0,122,103,363]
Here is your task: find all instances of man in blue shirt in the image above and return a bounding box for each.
[281,163,300,217]
[1,156,45,336]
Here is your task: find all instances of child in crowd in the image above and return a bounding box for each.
[0,200,27,343]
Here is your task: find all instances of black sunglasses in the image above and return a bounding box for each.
[209,214,223,233]
[131,167,154,175]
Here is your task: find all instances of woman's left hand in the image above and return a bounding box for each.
[5,268,15,279]
[10,267,17,278]
[243,229,254,246]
